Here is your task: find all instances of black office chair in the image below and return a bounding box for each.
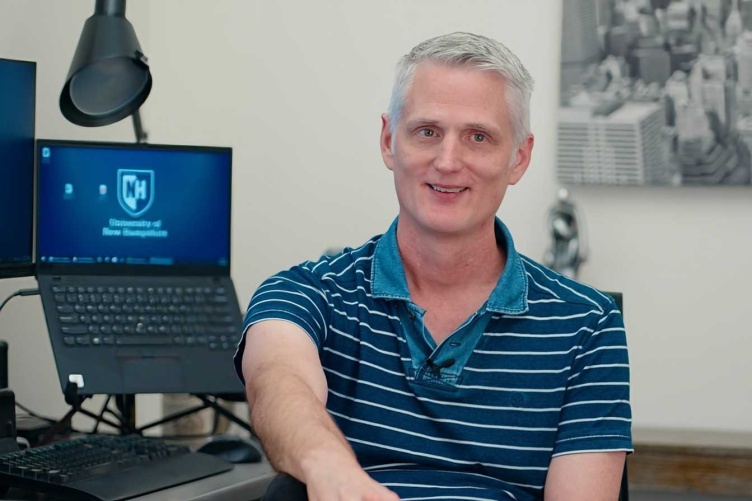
[619,460,629,501]
[607,291,629,501]
[261,473,306,500]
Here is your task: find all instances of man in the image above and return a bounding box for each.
[236,32,632,500]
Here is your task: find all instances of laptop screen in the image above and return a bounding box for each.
[36,140,232,275]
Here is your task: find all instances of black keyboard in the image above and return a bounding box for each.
[50,284,239,350]
[0,434,233,500]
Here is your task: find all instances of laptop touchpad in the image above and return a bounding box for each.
[118,356,183,393]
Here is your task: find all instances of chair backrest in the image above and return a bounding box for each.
[604,291,628,501]
[619,461,629,501]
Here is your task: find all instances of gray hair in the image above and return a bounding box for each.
[387,32,534,146]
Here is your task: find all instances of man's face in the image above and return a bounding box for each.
[380,63,533,240]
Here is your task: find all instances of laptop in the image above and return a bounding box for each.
[35,139,245,396]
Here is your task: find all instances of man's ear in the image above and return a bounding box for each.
[509,134,534,185]
[380,114,395,171]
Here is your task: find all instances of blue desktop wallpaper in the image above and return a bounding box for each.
[37,144,232,267]
[0,59,35,265]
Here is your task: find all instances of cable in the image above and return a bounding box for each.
[0,288,40,315]
[15,401,57,424]
[92,395,113,434]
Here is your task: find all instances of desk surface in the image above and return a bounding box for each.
[137,459,275,501]
[3,459,276,501]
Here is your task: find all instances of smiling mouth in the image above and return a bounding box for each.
[429,184,467,193]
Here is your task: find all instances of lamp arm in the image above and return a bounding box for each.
[131,109,148,143]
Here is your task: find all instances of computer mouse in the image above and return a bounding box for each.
[196,435,262,464]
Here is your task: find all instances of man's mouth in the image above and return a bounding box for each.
[429,184,467,193]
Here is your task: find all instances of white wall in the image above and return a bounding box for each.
[0,0,159,428]
[1,0,750,437]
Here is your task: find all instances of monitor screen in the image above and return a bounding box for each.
[0,58,36,278]
[36,141,232,275]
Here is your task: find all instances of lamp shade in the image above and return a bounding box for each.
[60,0,151,127]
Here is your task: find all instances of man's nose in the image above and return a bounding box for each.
[433,136,464,173]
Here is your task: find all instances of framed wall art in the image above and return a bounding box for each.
[559,0,752,186]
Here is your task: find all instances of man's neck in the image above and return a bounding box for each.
[397,220,506,296]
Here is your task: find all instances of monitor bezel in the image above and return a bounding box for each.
[34,139,234,278]
[0,58,37,280]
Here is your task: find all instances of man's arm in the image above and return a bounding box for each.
[242,320,399,501]
[544,451,626,500]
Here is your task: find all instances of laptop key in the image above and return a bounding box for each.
[115,336,172,346]
[62,325,88,335]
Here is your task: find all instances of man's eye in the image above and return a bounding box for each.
[419,129,435,137]
[472,133,486,142]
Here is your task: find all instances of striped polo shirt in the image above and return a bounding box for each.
[235,218,632,501]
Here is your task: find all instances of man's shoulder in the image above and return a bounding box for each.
[518,254,617,314]
[294,234,383,284]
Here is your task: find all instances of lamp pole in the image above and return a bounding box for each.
[132,109,148,143]
[95,0,126,17]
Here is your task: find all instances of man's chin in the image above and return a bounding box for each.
[417,218,475,237]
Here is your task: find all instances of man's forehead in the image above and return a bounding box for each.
[401,92,509,135]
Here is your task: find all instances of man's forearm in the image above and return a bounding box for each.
[247,367,359,483]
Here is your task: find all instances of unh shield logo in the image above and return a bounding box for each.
[117,169,154,217]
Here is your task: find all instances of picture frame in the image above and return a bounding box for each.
[558,0,752,186]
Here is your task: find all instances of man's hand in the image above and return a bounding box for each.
[304,453,399,501]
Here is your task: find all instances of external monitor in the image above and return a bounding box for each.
[0,58,36,279]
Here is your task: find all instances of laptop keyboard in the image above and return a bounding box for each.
[50,285,240,350]
[0,434,234,500]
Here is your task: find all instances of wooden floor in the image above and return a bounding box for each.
[632,491,752,501]
[630,428,752,498]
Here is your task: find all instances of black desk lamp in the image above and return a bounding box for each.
[59,0,151,142]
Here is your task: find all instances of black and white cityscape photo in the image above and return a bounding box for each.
[559,0,752,186]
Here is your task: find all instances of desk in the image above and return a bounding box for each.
[3,460,276,501]
[137,460,275,501]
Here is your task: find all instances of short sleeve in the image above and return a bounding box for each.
[233,265,331,384]
[552,299,633,456]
